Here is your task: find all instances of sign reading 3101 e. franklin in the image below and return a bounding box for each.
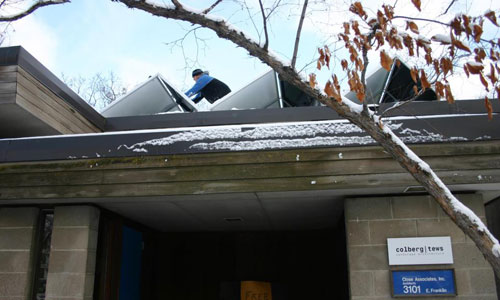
[387,237,453,265]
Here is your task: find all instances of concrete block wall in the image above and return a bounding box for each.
[345,194,497,300]
[0,207,38,300]
[45,206,99,300]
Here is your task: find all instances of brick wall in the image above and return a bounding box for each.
[0,207,38,300]
[345,194,497,300]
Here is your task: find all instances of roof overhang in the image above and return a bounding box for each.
[0,46,105,138]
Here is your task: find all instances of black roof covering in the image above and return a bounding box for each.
[0,100,499,163]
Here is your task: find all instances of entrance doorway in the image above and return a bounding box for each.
[94,213,349,300]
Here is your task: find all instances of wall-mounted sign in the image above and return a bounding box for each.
[387,237,453,265]
[391,269,456,297]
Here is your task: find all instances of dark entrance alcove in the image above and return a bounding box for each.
[143,222,349,300]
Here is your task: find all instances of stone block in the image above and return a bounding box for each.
[346,221,370,246]
[469,268,497,295]
[416,219,466,243]
[50,228,98,251]
[452,243,490,269]
[45,273,86,298]
[53,206,99,229]
[0,228,34,250]
[392,195,438,219]
[374,270,390,296]
[346,197,392,221]
[0,251,30,273]
[369,220,417,245]
[348,245,388,271]
[0,207,38,227]
[0,273,28,297]
[48,250,96,273]
[454,268,471,295]
[83,274,95,298]
[350,271,374,296]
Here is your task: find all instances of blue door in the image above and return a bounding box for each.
[119,225,143,300]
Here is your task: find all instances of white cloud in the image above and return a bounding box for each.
[4,16,59,71]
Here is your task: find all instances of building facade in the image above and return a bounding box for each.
[0,46,499,300]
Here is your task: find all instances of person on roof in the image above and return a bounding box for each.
[185,69,231,104]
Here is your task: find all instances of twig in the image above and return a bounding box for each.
[0,0,69,22]
[392,15,449,27]
[440,0,457,16]
[258,0,269,51]
[380,88,425,117]
[291,0,308,69]
[203,0,223,14]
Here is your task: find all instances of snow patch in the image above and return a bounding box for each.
[338,153,343,159]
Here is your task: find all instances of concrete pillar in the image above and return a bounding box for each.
[45,206,99,300]
[345,194,498,300]
[0,207,38,300]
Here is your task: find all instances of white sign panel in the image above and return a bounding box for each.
[387,237,453,266]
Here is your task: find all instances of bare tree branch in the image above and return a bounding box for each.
[392,15,449,26]
[203,0,223,14]
[0,0,70,22]
[116,0,500,276]
[258,0,269,51]
[441,0,457,16]
[291,0,308,69]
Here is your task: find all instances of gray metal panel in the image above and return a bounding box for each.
[210,70,279,111]
[101,75,186,117]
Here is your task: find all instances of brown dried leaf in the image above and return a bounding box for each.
[463,15,472,37]
[377,10,387,31]
[333,74,341,91]
[350,2,367,19]
[474,48,487,62]
[479,72,489,91]
[410,67,418,83]
[317,60,322,70]
[411,0,421,11]
[356,90,366,102]
[488,63,498,83]
[485,10,499,27]
[396,59,401,68]
[473,24,483,43]
[413,85,419,95]
[406,21,419,34]
[341,59,348,71]
[433,59,440,75]
[375,30,385,49]
[496,86,500,99]
[452,39,471,53]
[485,96,493,120]
[324,81,335,97]
[465,62,484,74]
[445,84,454,104]
[450,18,463,36]
[440,57,453,76]
[420,70,431,90]
[343,22,350,35]
[383,4,394,20]
[309,73,317,89]
[380,50,393,71]
[324,46,331,69]
[352,21,361,36]
[435,81,445,100]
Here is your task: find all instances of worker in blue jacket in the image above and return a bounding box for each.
[185,69,231,104]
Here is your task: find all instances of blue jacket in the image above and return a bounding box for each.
[185,74,214,99]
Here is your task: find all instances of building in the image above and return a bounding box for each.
[0,45,499,300]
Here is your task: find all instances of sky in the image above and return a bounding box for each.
[2,0,500,110]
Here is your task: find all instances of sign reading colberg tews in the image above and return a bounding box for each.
[387,237,453,265]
